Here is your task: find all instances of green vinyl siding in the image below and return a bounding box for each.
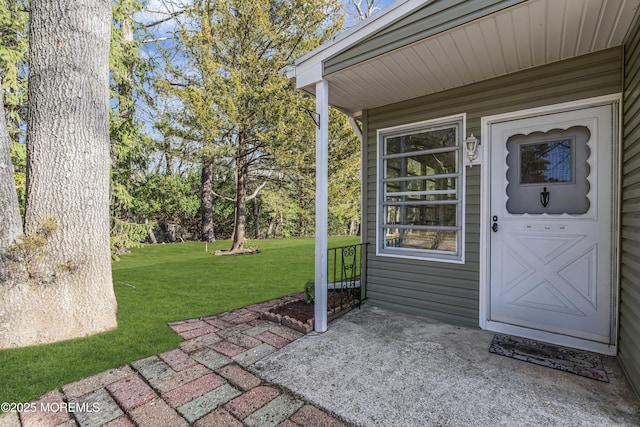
[621,19,640,396]
[324,0,526,76]
[364,47,622,327]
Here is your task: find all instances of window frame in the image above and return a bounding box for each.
[376,114,466,263]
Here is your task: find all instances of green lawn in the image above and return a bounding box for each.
[0,236,359,404]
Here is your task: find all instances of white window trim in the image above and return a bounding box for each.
[376,113,467,264]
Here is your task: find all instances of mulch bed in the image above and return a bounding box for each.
[270,299,315,324]
[213,248,261,256]
[264,288,362,333]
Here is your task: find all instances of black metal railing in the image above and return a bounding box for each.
[327,242,368,319]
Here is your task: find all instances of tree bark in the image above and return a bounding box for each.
[146,219,157,243]
[298,214,305,237]
[276,214,283,237]
[230,134,247,252]
[0,0,117,348]
[0,88,23,248]
[252,197,260,239]
[349,220,360,236]
[164,139,174,176]
[298,187,306,237]
[201,159,215,241]
[266,216,276,239]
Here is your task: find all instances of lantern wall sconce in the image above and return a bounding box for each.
[464,133,481,167]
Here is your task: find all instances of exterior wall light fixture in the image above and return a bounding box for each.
[465,133,480,166]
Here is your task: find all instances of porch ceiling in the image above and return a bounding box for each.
[296,0,640,116]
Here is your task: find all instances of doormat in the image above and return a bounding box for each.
[489,334,609,382]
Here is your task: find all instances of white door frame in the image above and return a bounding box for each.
[479,94,621,355]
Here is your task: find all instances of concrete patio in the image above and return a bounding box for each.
[2,297,638,426]
[253,304,640,427]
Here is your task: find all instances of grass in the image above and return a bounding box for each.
[0,236,359,404]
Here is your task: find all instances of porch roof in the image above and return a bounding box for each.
[291,0,640,116]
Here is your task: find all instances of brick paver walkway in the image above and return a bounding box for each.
[0,294,347,427]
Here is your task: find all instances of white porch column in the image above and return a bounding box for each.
[314,79,329,332]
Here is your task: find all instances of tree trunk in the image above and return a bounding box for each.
[266,216,276,239]
[349,220,359,236]
[146,219,157,243]
[298,214,305,237]
[164,138,174,176]
[276,214,283,237]
[298,188,305,237]
[0,0,117,348]
[230,135,247,252]
[252,197,260,239]
[201,159,215,241]
[0,87,23,248]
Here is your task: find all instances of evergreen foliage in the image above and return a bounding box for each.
[0,0,28,143]
[155,0,349,250]
[1,0,370,257]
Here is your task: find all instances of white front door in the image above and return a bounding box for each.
[486,103,617,354]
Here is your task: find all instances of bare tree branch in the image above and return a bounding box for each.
[143,10,185,28]
[142,37,172,44]
[212,180,268,203]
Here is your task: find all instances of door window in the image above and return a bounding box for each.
[505,126,591,214]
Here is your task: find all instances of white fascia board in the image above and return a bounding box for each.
[294,59,325,89]
[294,0,431,89]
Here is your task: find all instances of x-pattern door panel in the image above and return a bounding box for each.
[489,105,613,345]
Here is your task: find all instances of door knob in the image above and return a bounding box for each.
[492,223,498,232]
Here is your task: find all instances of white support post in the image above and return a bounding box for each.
[314,79,329,332]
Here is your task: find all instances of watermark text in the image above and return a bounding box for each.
[1,401,100,413]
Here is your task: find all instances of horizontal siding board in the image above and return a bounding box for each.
[625,49,640,83]
[366,49,622,126]
[625,31,640,78]
[618,323,640,373]
[622,133,640,159]
[368,257,478,275]
[621,229,640,243]
[367,290,478,326]
[366,266,479,282]
[623,151,640,173]
[363,48,623,328]
[622,75,640,118]
[365,297,479,327]
[620,19,640,395]
[367,280,478,308]
[621,251,640,278]
[623,106,640,138]
[621,217,640,232]
[621,197,640,213]
[370,71,620,128]
[623,183,640,203]
[621,288,640,329]
[368,268,479,291]
[622,170,640,189]
[624,157,640,176]
[366,280,479,302]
